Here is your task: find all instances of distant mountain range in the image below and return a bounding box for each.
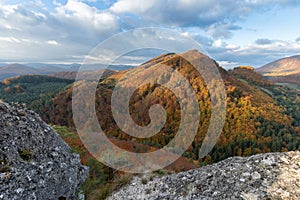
[0,63,81,70]
[0,63,134,80]
[257,55,300,84]
[0,64,53,80]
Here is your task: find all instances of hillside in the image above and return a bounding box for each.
[0,75,73,113]
[48,69,116,80]
[108,151,300,199]
[229,66,300,127]
[269,74,300,85]
[257,55,300,85]
[228,66,272,87]
[42,50,300,165]
[257,55,300,76]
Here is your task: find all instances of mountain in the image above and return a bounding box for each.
[38,65,66,73]
[0,64,43,80]
[26,63,134,71]
[0,62,136,81]
[0,63,8,67]
[0,63,67,80]
[257,55,300,85]
[108,151,300,199]
[26,62,81,70]
[108,64,135,71]
[41,50,300,165]
[257,55,300,76]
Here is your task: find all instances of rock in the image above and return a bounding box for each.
[108,151,300,200]
[251,171,261,180]
[0,103,89,200]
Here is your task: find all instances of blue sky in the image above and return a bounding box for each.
[0,0,300,68]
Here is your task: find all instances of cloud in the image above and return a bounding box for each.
[53,0,120,38]
[211,39,300,67]
[218,61,239,69]
[110,0,300,38]
[206,23,242,39]
[0,0,121,62]
[255,38,273,45]
[111,0,244,30]
[0,0,299,66]
[47,40,60,46]
[0,37,21,43]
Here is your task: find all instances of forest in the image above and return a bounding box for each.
[41,54,300,165]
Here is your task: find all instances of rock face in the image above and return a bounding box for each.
[108,151,300,200]
[0,103,89,200]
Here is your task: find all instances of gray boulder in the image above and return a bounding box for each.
[0,103,89,200]
[108,151,300,200]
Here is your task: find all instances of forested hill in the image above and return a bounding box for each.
[0,75,73,112]
[40,50,300,165]
[229,66,300,127]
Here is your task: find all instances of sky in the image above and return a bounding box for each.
[0,0,300,68]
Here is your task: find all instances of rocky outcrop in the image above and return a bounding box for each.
[0,103,89,200]
[108,151,300,200]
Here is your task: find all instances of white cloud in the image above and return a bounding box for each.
[218,61,239,69]
[1,4,18,17]
[211,39,300,67]
[110,0,154,13]
[0,0,121,62]
[212,39,225,48]
[226,44,239,50]
[0,0,299,66]
[54,0,119,33]
[0,36,21,43]
[47,40,59,46]
[210,39,240,52]
[110,0,300,39]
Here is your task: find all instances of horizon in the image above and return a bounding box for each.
[0,0,300,68]
[0,51,299,70]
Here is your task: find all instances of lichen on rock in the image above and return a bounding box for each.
[0,103,89,200]
[108,151,300,200]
